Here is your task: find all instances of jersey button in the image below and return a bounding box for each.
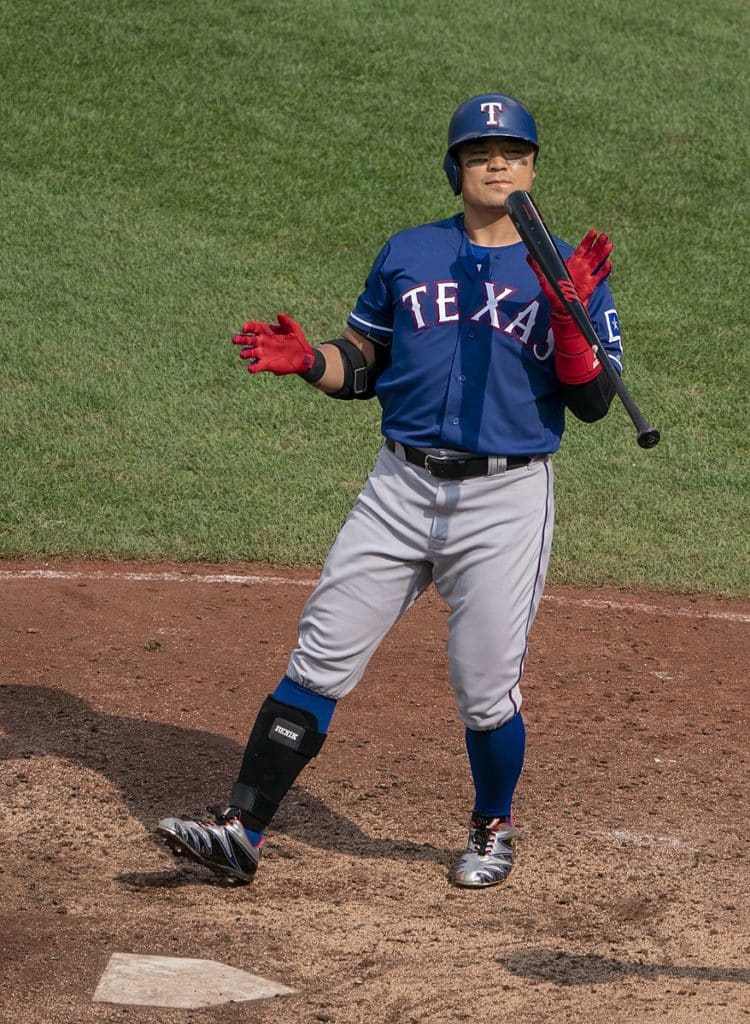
[458,374,466,382]
[452,417,459,425]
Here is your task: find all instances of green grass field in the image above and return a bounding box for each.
[1,0,748,593]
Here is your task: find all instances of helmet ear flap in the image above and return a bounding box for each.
[443,151,461,196]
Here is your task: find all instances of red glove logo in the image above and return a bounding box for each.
[557,280,580,305]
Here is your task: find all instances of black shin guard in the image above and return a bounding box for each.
[229,696,327,832]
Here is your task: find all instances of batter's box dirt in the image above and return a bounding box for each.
[0,559,748,1024]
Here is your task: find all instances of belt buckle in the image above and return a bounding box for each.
[424,453,462,479]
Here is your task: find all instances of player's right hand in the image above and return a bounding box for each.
[232,313,316,376]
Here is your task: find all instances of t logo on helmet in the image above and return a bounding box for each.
[480,101,504,126]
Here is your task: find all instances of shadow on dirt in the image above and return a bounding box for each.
[499,948,750,986]
[0,682,450,867]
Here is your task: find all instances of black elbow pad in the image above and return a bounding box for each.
[327,338,374,400]
[563,373,617,422]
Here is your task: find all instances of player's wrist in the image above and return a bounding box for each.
[551,313,602,384]
[550,313,591,353]
[299,347,326,383]
[554,348,602,385]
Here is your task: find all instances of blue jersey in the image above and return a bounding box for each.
[348,214,623,456]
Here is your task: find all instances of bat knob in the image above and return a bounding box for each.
[637,427,661,449]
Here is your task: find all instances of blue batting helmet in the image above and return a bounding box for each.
[443,93,539,195]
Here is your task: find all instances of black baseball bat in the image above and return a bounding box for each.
[504,189,660,450]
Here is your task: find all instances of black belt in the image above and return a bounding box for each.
[385,439,546,480]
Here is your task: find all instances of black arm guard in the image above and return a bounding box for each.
[563,372,616,423]
[325,338,390,400]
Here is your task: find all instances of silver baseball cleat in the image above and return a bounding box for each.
[452,813,517,888]
[156,807,263,884]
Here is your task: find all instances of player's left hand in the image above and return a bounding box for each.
[528,229,613,317]
[232,313,316,376]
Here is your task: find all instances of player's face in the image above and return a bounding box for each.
[458,138,536,211]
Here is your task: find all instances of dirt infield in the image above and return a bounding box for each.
[1,559,748,1024]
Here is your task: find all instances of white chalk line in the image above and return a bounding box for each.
[0,568,314,587]
[541,593,750,624]
[0,568,748,624]
[591,828,698,853]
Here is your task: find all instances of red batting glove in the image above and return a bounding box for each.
[527,230,614,385]
[231,313,316,376]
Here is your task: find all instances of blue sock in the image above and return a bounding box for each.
[272,675,337,732]
[465,712,526,819]
[244,826,265,846]
[241,676,337,844]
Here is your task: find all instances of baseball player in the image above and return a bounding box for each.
[156,93,623,888]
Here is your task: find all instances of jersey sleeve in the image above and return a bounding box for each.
[347,242,394,345]
[587,279,623,375]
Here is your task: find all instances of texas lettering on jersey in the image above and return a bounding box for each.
[399,279,554,362]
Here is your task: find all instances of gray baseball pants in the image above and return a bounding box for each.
[287,443,554,730]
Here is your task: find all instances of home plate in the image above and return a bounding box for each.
[93,953,295,1008]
